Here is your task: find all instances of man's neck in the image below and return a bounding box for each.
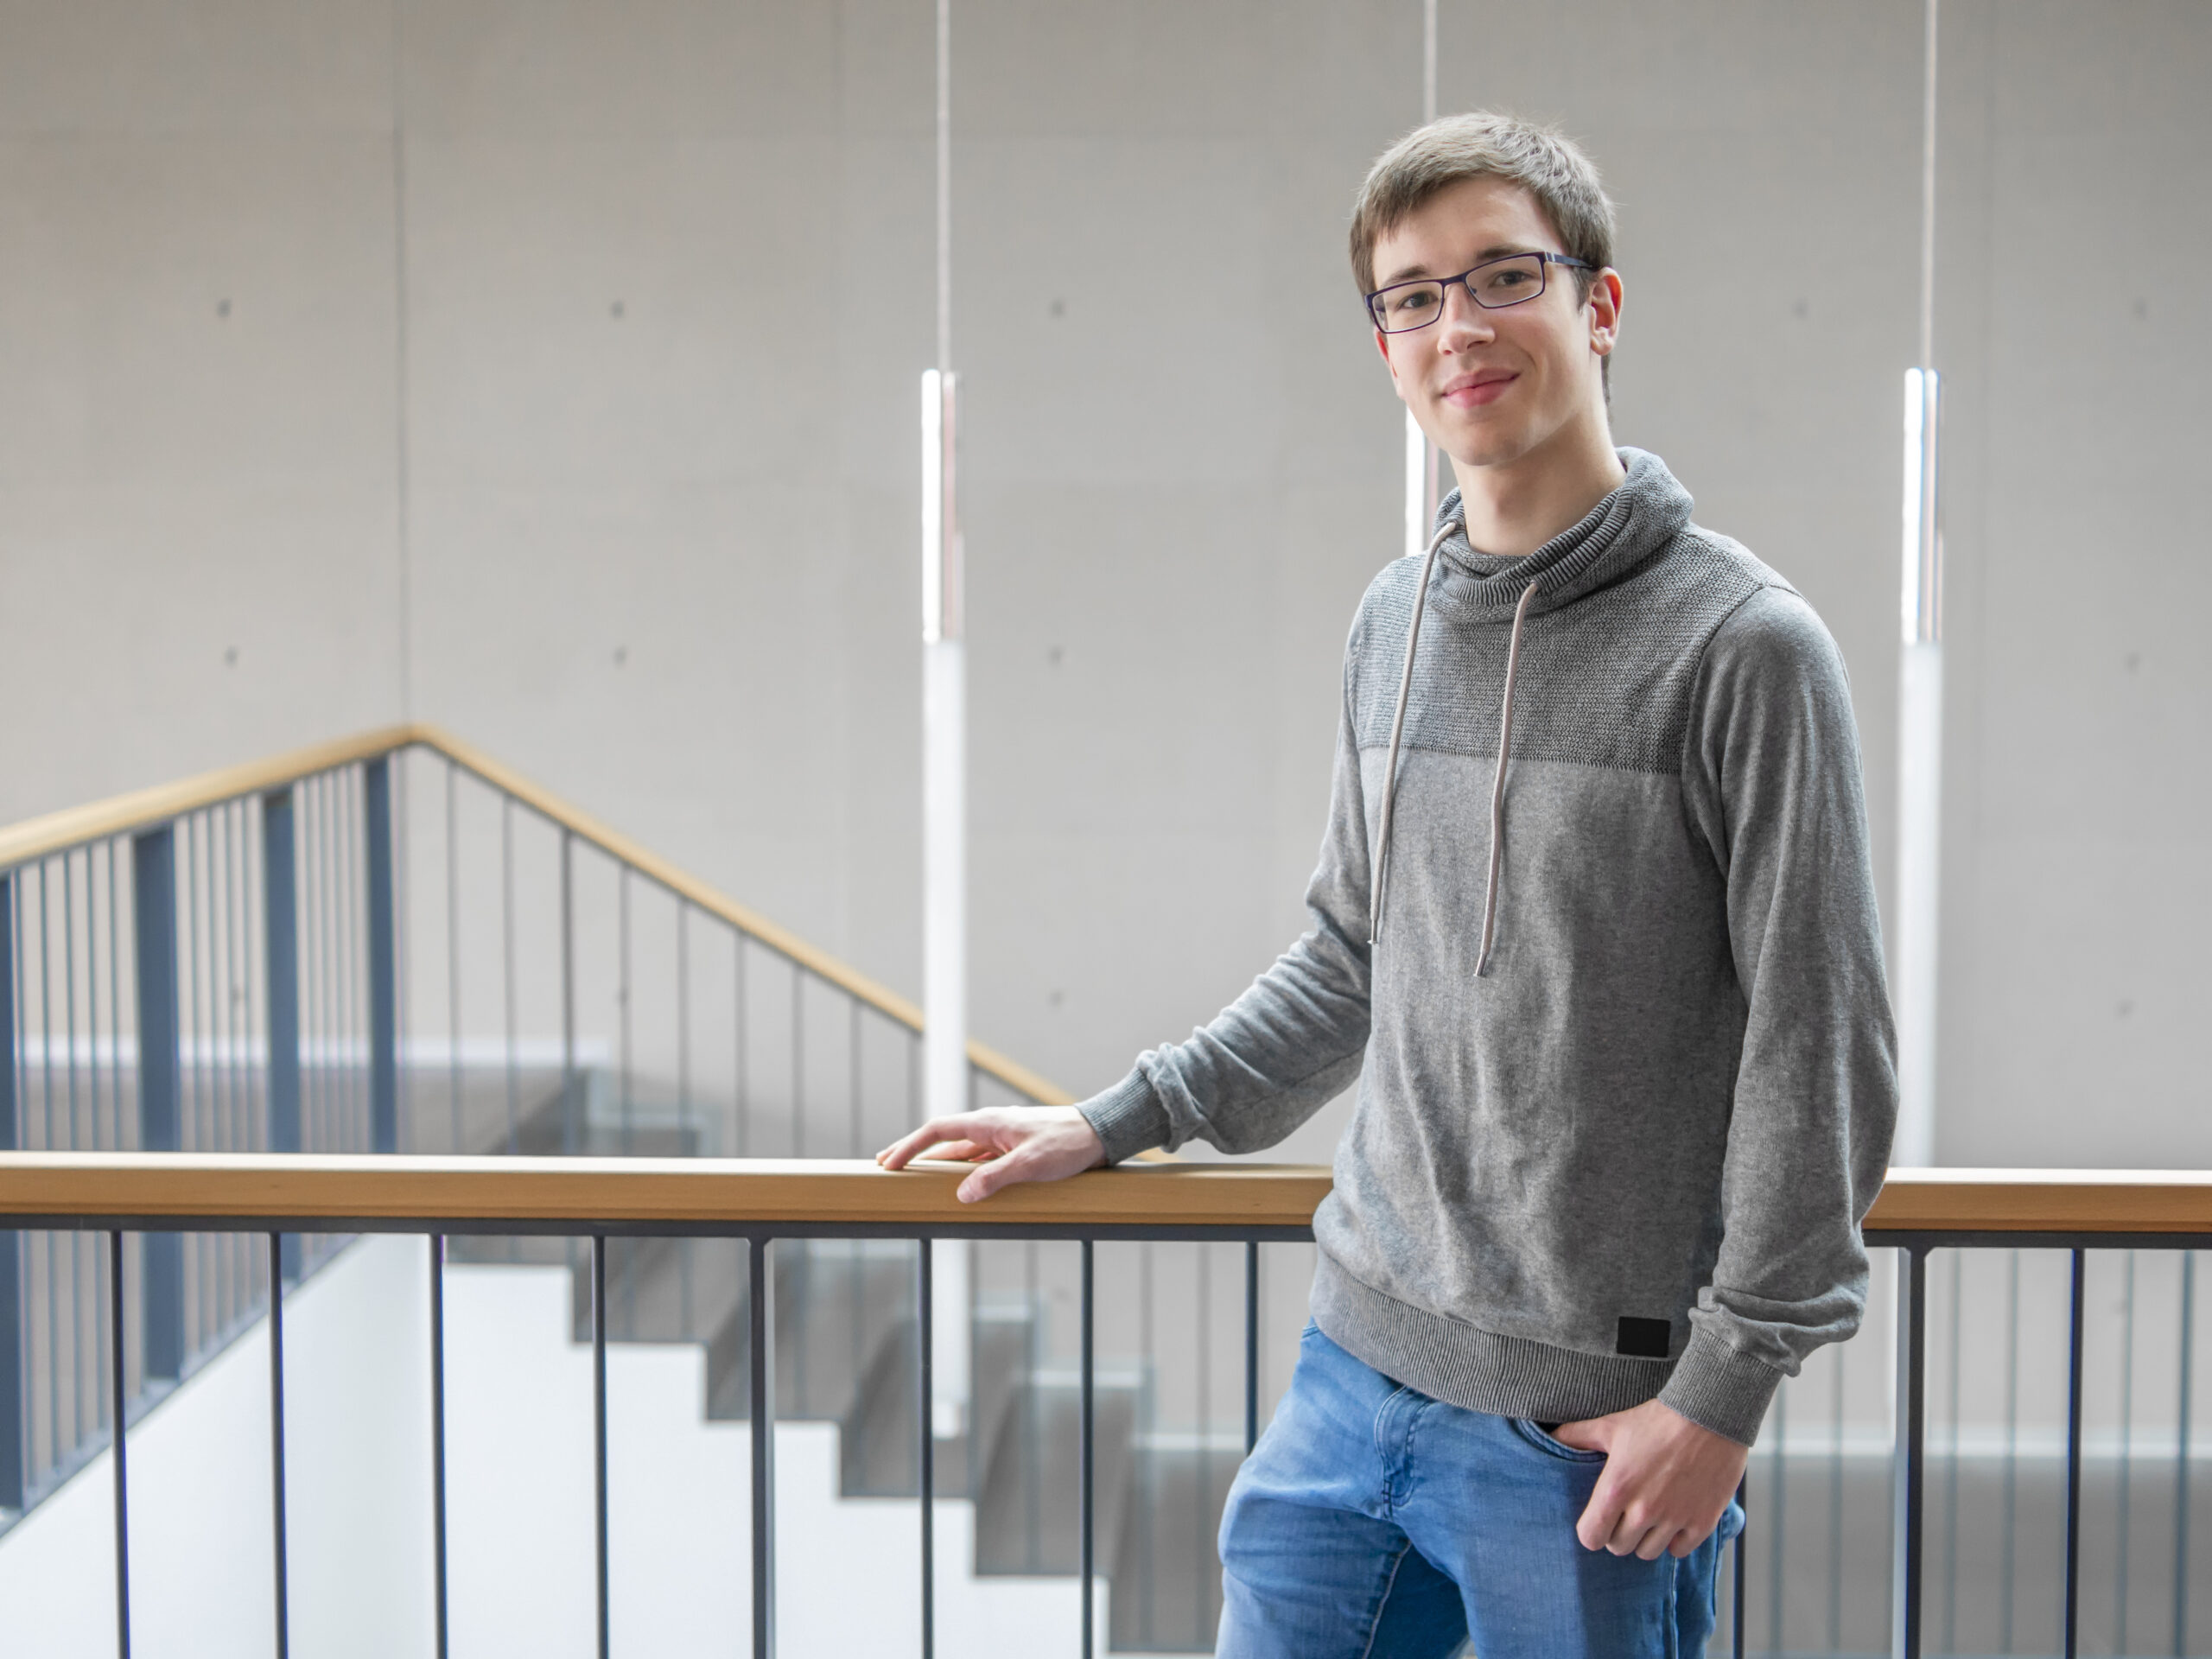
[1450,417,1627,559]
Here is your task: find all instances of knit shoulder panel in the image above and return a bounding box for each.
[1351,530,1776,775]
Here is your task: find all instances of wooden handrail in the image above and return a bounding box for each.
[0,726,417,869]
[0,723,1070,1108]
[1864,1166,2212,1235]
[0,1156,2209,1236]
[0,1153,1324,1230]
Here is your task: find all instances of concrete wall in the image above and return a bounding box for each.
[0,1,2205,1166]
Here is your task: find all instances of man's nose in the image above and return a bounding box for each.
[1435,280,1497,346]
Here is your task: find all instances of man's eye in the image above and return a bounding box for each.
[1489,269,1534,288]
[1391,289,1440,315]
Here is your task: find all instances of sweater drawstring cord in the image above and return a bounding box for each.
[1368,534,1540,978]
[1368,516,1458,946]
[1475,580,1540,977]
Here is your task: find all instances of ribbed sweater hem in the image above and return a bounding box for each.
[1310,1250,1675,1426]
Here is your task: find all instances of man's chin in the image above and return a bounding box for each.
[1436,430,1533,474]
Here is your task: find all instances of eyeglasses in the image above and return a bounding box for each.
[1364,251,1598,334]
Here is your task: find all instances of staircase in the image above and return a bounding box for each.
[0,728,1248,1651]
[434,1072,1229,1651]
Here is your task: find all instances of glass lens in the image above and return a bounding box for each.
[1372,281,1446,333]
[1471,253,1547,308]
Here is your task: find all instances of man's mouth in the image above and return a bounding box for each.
[1441,370,1516,409]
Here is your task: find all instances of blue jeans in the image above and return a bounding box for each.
[1217,1325,1743,1659]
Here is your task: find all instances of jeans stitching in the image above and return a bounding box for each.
[1355,1540,1418,1659]
[1372,1386,1411,1516]
[1394,1395,1432,1514]
[1510,1415,1607,1463]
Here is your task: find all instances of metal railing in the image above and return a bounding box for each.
[0,1158,2206,1658]
[6,735,2210,1655]
[0,726,1274,1656]
[0,725,1064,1522]
[0,1153,1321,1659]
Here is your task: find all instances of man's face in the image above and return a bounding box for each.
[1369,176,1621,473]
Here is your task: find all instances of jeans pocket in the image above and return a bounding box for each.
[1508,1416,1608,1462]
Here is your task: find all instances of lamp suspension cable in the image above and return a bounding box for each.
[1894,0,1944,1169]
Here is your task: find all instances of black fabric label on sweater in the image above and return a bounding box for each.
[1616,1316,1671,1359]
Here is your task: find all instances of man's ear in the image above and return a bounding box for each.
[1587,269,1624,359]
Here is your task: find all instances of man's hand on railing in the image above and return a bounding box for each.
[874,1107,1109,1204]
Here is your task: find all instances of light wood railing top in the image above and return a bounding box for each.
[0,1156,2209,1236]
[0,723,1069,1108]
[0,1153,1325,1230]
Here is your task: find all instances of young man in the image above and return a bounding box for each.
[880,112,1895,1657]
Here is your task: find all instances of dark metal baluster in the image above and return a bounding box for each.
[2175,1249,2195,1659]
[0,873,22,1514]
[1195,1243,1211,1651]
[315,776,335,1156]
[391,753,412,1153]
[501,798,518,1155]
[65,853,86,1448]
[92,858,113,1433]
[109,1230,130,1659]
[429,1235,450,1659]
[750,1235,775,1659]
[1243,1240,1259,1453]
[64,849,86,1451]
[365,756,398,1154]
[264,792,302,1160]
[445,766,462,1154]
[302,782,321,1156]
[2064,1247,2086,1659]
[270,1232,289,1659]
[677,903,690,1132]
[1942,1250,1963,1653]
[218,814,238,1331]
[593,1235,610,1659]
[1023,1242,1039,1570]
[263,794,302,1288]
[1139,1240,1155,1649]
[848,1001,861,1157]
[918,1239,935,1659]
[1828,1325,1847,1651]
[734,933,749,1159]
[618,868,632,1158]
[2118,1250,2139,1656]
[190,822,211,1348]
[1893,1244,1927,1659]
[1080,1236,1096,1659]
[105,847,121,1157]
[337,770,361,1150]
[40,862,60,1463]
[560,830,575,1155]
[132,830,182,1385]
[791,966,804,1159]
[1731,1472,1746,1659]
[2001,1248,2020,1656]
[105,846,121,1156]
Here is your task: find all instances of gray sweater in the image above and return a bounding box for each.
[1077,448,1896,1446]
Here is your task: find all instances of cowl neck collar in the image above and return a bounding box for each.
[1429,447,1694,620]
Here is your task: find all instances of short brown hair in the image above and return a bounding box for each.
[1349,111,1616,301]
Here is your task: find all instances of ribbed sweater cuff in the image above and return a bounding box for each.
[1075,1069,1172,1166]
[1657,1323,1784,1447]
